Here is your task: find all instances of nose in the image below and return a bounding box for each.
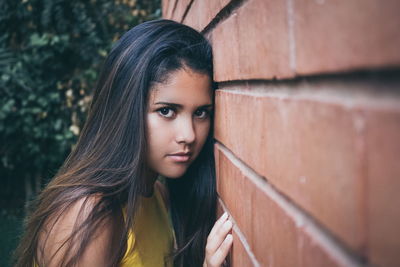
[175,116,196,145]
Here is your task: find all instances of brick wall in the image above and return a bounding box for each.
[162,1,400,266]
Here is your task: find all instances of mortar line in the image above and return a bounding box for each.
[201,0,248,35]
[215,78,400,111]
[180,0,195,23]
[218,198,261,267]
[215,142,364,266]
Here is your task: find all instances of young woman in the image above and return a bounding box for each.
[14,19,233,267]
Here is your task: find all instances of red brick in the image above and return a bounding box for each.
[216,199,255,266]
[171,0,192,23]
[215,144,357,267]
[164,0,177,20]
[183,0,231,31]
[162,0,169,18]
[203,0,231,29]
[215,145,253,254]
[214,87,365,253]
[236,0,293,80]
[211,0,293,81]
[210,17,241,81]
[180,0,197,30]
[366,109,400,267]
[180,0,201,31]
[231,228,255,267]
[294,0,400,75]
[299,225,353,267]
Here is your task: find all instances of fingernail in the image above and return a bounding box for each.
[221,211,228,219]
[227,234,233,242]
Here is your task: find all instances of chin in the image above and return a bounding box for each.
[161,166,188,179]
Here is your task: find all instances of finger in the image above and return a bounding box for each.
[208,212,228,239]
[206,219,233,255]
[209,234,233,267]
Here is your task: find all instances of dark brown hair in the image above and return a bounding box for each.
[14,19,216,267]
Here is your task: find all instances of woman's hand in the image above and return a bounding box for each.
[203,212,233,267]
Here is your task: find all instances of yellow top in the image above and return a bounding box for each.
[33,184,175,267]
[121,184,176,267]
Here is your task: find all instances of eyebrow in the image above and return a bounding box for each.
[154,102,213,108]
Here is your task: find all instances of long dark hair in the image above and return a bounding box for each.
[14,19,216,267]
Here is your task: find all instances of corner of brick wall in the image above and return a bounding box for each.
[163,0,400,266]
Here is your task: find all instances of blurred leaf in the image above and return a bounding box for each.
[29,33,49,47]
[0,0,161,215]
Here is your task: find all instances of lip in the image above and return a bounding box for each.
[167,152,192,163]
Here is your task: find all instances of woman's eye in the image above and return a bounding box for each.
[157,107,175,118]
[194,109,209,119]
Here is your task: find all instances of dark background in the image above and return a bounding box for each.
[0,0,160,265]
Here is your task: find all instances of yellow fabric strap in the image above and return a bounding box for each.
[121,185,175,267]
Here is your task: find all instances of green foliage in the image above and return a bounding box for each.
[0,211,23,267]
[0,0,161,209]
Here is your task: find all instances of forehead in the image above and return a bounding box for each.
[149,68,212,105]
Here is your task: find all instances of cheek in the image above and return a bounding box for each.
[196,121,211,146]
[146,115,169,152]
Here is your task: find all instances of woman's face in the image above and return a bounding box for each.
[146,67,213,178]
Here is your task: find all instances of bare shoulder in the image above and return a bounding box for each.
[155,180,170,211]
[38,195,120,267]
